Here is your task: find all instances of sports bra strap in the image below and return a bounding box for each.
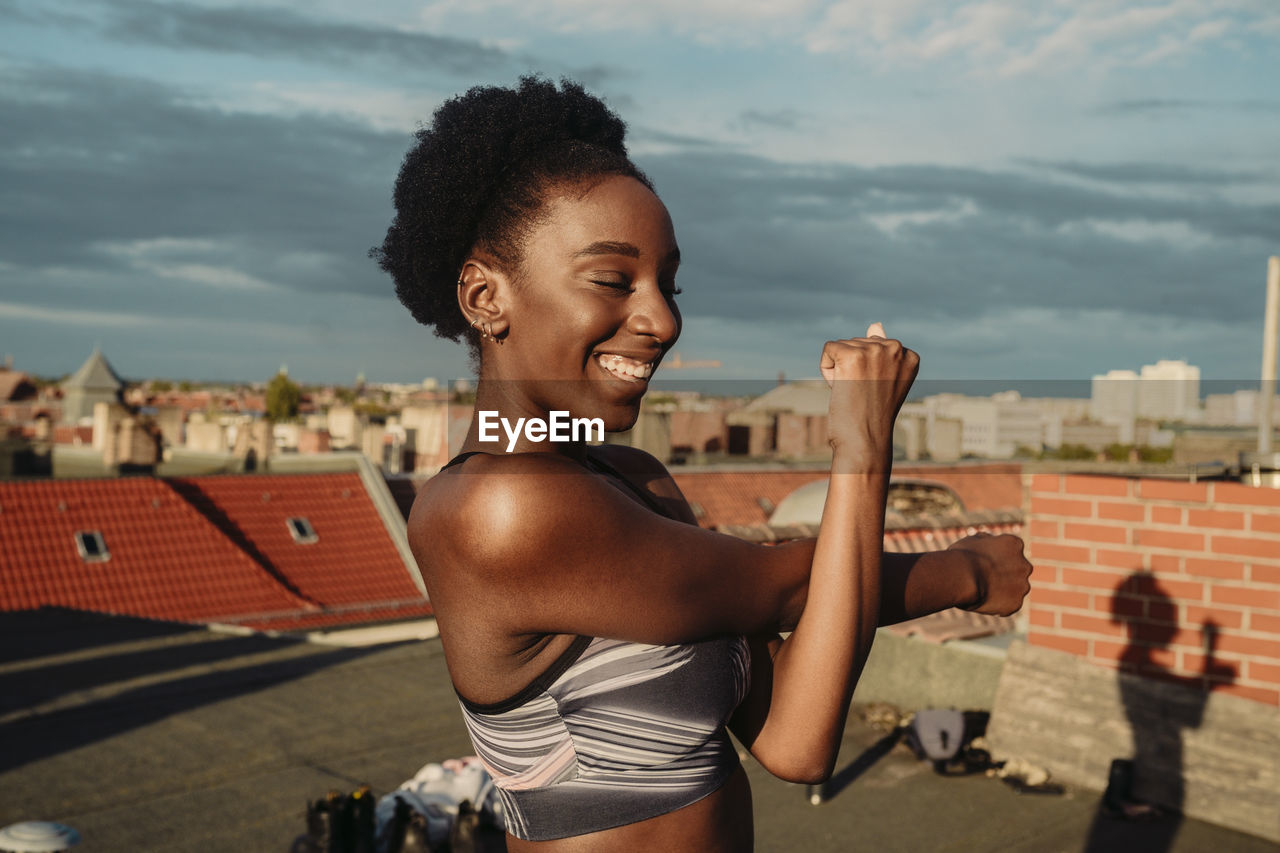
[581,454,674,519]
[440,450,676,520]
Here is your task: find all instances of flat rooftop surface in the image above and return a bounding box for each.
[3,609,1276,853]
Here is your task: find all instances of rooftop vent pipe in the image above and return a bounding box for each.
[1242,256,1280,486]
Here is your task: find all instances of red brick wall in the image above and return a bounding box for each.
[1027,473,1280,705]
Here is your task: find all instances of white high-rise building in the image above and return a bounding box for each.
[1138,359,1200,421]
[1091,369,1139,423]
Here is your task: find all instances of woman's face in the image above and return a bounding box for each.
[495,174,683,431]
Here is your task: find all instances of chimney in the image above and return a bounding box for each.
[1242,255,1280,486]
[1260,256,1279,455]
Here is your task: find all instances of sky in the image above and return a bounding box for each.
[1,0,1278,392]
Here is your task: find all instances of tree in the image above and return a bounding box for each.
[1138,445,1174,463]
[1103,443,1134,462]
[266,371,301,422]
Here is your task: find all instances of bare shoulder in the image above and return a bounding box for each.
[408,453,587,582]
[407,449,805,644]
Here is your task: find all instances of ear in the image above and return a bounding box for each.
[456,257,511,340]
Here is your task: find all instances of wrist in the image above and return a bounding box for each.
[829,444,892,476]
[952,547,986,610]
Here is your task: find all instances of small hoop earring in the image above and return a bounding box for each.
[470,318,503,344]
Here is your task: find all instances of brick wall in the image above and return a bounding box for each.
[1027,473,1280,705]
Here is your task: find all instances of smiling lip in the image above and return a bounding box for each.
[594,352,657,383]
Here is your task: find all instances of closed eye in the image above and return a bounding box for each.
[591,279,632,292]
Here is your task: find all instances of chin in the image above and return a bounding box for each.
[606,411,642,433]
[595,399,644,434]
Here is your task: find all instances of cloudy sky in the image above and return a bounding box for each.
[2,0,1278,391]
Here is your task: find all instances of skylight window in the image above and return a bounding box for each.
[75,530,109,563]
[287,517,318,544]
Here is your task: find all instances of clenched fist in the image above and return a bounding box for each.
[820,322,920,470]
[948,532,1033,616]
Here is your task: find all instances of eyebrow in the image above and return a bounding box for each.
[573,241,682,265]
[574,241,640,259]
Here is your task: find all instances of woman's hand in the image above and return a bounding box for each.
[820,322,920,468]
[949,532,1033,616]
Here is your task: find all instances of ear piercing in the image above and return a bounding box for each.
[470,317,501,344]
[460,277,502,344]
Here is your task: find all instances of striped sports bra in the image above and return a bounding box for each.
[440,450,752,841]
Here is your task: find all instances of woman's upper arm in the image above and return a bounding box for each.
[430,453,807,644]
[728,634,782,751]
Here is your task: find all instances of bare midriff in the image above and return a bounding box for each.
[504,763,754,853]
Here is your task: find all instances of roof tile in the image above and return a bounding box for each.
[169,473,423,609]
[0,478,307,623]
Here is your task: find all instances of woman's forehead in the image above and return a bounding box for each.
[536,176,678,260]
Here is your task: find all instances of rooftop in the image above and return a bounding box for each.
[62,348,123,393]
[2,607,1272,853]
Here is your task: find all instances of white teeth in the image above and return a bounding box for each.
[596,353,653,381]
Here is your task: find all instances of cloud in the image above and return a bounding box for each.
[1093,97,1280,116]
[0,62,405,297]
[5,0,509,75]
[6,59,1272,346]
[805,0,1266,76]
[98,238,284,291]
[733,109,808,132]
[1055,218,1215,250]
[208,81,446,133]
[418,0,818,43]
[1019,159,1270,186]
[639,148,1279,341]
[0,301,157,329]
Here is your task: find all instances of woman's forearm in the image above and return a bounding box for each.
[878,549,980,625]
[772,542,982,631]
[747,461,888,782]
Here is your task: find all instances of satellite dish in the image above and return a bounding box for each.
[0,821,82,852]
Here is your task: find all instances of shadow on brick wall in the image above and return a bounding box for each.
[1084,571,1237,853]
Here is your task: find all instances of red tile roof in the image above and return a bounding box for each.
[169,473,427,611]
[1,473,432,631]
[0,478,309,623]
[0,370,37,402]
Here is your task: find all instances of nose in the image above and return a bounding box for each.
[627,283,681,347]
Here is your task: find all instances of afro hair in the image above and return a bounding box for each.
[371,76,652,345]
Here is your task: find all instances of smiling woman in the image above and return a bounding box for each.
[372,76,1031,852]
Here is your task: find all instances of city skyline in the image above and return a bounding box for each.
[2,1,1279,386]
[7,347,1271,407]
